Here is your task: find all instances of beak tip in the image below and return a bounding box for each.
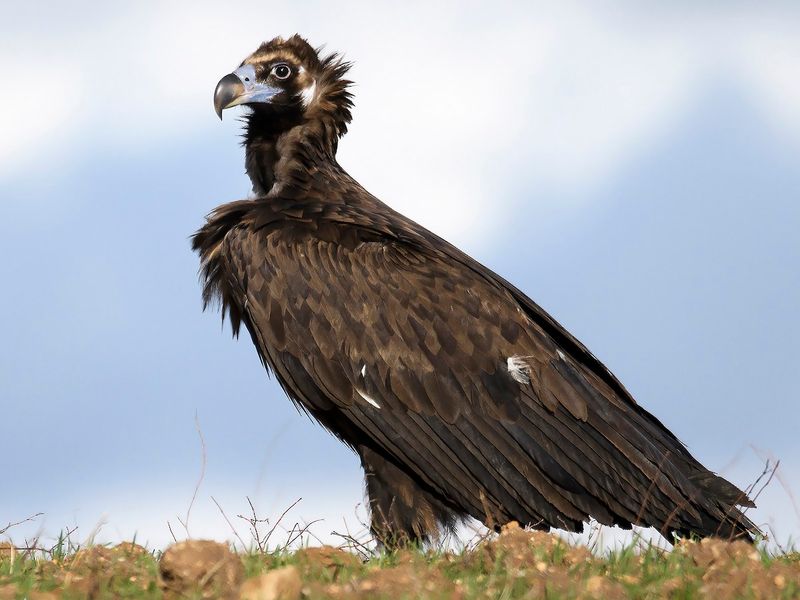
[214,72,245,122]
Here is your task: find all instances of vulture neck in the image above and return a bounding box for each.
[244,112,342,197]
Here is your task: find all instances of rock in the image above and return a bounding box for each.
[159,539,244,600]
[239,566,302,600]
[501,521,521,533]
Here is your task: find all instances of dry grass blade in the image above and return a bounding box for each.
[167,521,178,544]
[177,411,207,538]
[211,495,248,550]
[330,530,373,561]
[236,496,304,552]
[0,512,44,537]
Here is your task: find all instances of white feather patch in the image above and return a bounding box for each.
[356,388,381,409]
[301,81,317,107]
[506,355,531,385]
[556,349,566,360]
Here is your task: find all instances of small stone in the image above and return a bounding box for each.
[501,521,521,533]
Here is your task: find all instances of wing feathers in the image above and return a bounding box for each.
[193,197,759,540]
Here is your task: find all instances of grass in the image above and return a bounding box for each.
[3,458,796,598]
[1,523,799,599]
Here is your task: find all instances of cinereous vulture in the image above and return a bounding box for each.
[193,35,759,547]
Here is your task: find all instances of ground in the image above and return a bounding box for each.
[1,523,799,599]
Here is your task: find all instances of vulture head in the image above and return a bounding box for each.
[213,35,353,142]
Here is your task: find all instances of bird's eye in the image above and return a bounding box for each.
[272,64,292,80]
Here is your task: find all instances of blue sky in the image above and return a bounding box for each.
[1,2,799,549]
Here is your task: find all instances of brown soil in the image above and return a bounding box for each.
[0,527,798,598]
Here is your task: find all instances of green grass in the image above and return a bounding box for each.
[1,527,799,599]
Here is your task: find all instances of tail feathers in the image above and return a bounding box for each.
[690,470,757,508]
[678,470,761,542]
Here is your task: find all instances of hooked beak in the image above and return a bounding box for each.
[213,64,280,119]
[214,73,244,119]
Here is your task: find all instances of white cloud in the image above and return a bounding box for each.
[1,1,799,244]
[0,59,84,178]
[737,31,800,141]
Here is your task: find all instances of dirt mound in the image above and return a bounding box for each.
[292,545,362,580]
[159,539,244,599]
[1,529,798,598]
[467,521,593,570]
[26,542,155,597]
[674,538,794,598]
[308,563,461,600]
[0,584,58,600]
[240,566,302,600]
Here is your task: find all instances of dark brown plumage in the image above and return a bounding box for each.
[193,34,760,546]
